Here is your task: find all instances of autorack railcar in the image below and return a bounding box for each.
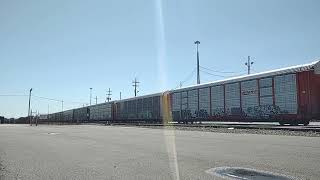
[73,107,90,123]
[113,93,163,123]
[168,60,320,125]
[62,109,74,123]
[89,102,113,123]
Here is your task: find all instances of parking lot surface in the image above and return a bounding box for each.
[0,124,319,180]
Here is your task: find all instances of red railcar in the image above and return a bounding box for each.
[168,61,320,125]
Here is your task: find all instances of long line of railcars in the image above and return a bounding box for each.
[45,60,320,125]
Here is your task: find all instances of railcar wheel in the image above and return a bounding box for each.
[303,121,309,126]
[287,121,298,126]
[279,121,285,126]
[292,121,299,126]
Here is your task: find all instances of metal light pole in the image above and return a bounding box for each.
[194,41,200,84]
[28,88,32,126]
[89,88,92,106]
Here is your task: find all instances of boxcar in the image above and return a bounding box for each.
[168,61,320,125]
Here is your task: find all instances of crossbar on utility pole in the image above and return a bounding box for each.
[106,88,112,102]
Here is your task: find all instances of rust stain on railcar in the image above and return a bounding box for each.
[162,92,172,124]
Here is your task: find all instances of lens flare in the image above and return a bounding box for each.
[155,0,168,91]
[155,1,180,180]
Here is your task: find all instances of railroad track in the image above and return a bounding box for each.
[109,122,320,132]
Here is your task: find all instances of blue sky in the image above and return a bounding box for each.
[1,0,320,118]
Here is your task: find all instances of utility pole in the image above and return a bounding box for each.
[106,88,112,102]
[179,82,183,88]
[132,78,140,97]
[47,104,50,123]
[28,88,32,126]
[30,109,37,126]
[120,92,122,100]
[61,100,64,122]
[245,56,254,75]
[194,41,200,84]
[35,111,38,126]
[89,88,92,106]
[30,109,32,126]
[95,96,97,105]
[29,110,38,126]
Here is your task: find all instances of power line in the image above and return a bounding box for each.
[199,65,244,74]
[251,68,258,73]
[33,95,61,102]
[175,68,196,89]
[0,93,85,104]
[200,69,246,78]
[0,94,85,105]
[181,68,196,84]
[200,69,229,78]
[33,95,87,104]
[0,94,28,97]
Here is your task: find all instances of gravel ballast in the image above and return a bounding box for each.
[116,124,320,137]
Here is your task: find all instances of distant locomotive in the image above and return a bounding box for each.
[46,60,320,125]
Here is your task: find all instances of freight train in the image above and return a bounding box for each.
[45,61,320,125]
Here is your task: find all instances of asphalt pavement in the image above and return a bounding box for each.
[0,124,319,180]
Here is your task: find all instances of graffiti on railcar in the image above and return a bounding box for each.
[181,109,192,120]
[196,109,209,119]
[172,104,295,121]
[212,108,225,117]
[244,105,281,118]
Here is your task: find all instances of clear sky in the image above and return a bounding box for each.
[1,0,320,118]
